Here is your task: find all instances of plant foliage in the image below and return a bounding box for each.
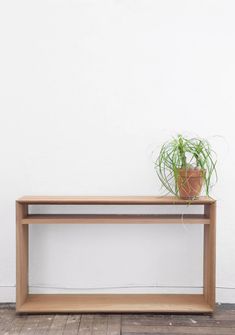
[154,134,217,196]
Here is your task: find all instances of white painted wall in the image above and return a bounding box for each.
[0,0,235,303]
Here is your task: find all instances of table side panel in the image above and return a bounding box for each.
[16,202,28,310]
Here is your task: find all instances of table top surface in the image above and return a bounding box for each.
[17,196,216,205]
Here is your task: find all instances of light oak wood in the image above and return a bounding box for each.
[16,202,28,310]
[203,203,216,309]
[21,214,210,225]
[17,195,215,205]
[17,294,212,313]
[16,196,216,313]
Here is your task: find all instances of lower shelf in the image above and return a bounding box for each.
[17,294,213,313]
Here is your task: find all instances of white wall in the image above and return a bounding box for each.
[0,0,235,303]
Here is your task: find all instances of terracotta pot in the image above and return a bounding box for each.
[177,168,204,199]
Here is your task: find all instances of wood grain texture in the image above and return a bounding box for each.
[2,305,235,335]
[19,315,41,335]
[77,314,94,335]
[122,313,235,327]
[17,195,215,205]
[0,306,16,334]
[21,214,210,225]
[63,315,81,335]
[91,315,108,335]
[121,325,235,335]
[203,202,216,309]
[16,196,216,314]
[47,315,68,335]
[4,313,27,335]
[34,315,55,335]
[17,294,212,313]
[107,315,121,335]
[16,202,28,311]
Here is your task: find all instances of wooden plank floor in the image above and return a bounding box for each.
[1,304,235,335]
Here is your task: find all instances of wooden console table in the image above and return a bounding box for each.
[16,196,216,313]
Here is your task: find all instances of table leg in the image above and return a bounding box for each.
[203,203,216,309]
[16,202,28,310]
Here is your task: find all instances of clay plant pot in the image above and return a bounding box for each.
[177,168,204,199]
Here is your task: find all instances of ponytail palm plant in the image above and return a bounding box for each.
[155,135,217,198]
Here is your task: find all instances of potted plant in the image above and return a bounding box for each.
[154,134,217,199]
